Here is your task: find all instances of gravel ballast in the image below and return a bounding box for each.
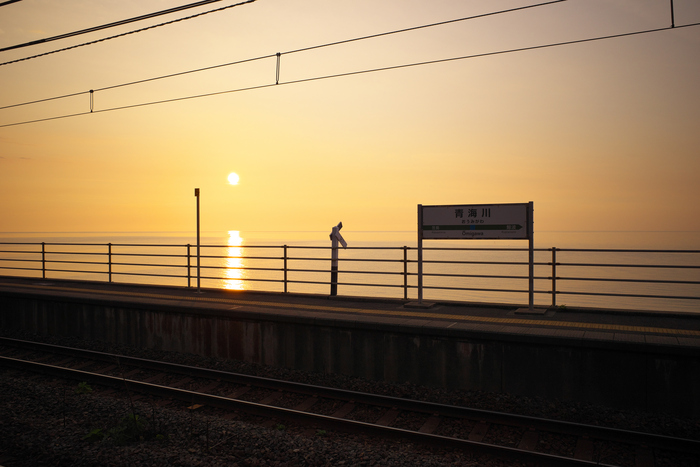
[1,330,699,466]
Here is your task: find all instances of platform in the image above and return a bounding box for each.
[1,276,698,345]
[1,276,699,416]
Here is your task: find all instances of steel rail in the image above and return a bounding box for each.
[1,355,611,466]
[555,290,700,301]
[0,265,39,272]
[422,284,526,294]
[109,261,187,269]
[554,248,700,254]
[37,251,107,257]
[200,266,283,273]
[557,276,700,285]
[421,259,529,265]
[559,262,699,269]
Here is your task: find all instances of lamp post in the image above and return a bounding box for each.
[195,188,201,293]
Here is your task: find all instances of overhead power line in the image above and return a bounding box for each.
[1,17,697,128]
[1,0,559,68]
[0,0,23,7]
[0,0,255,53]
[0,0,257,67]
[1,0,567,106]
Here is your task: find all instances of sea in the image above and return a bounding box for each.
[0,230,698,314]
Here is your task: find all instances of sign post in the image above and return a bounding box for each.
[329,222,347,296]
[417,202,536,310]
[195,188,201,293]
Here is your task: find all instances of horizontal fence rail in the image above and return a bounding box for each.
[0,242,698,313]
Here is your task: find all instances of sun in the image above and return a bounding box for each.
[227,172,239,185]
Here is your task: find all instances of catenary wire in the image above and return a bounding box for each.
[0,0,567,108]
[97,0,566,92]
[1,21,697,129]
[0,0,255,53]
[0,0,256,66]
[0,0,564,68]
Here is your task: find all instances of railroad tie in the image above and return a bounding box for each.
[419,415,442,434]
[227,386,252,399]
[635,447,655,467]
[123,368,141,378]
[69,361,94,371]
[517,430,539,451]
[197,381,220,393]
[332,402,355,419]
[170,377,193,388]
[142,373,165,384]
[259,391,284,405]
[294,397,319,412]
[574,437,594,461]
[376,408,400,427]
[468,422,489,442]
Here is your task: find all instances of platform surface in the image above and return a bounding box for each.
[1,276,699,351]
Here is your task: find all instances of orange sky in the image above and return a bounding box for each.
[1,0,699,237]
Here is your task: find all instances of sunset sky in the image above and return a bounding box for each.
[1,0,699,238]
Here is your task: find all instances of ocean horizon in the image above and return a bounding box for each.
[1,230,699,250]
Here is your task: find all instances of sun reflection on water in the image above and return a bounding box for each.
[223,230,245,290]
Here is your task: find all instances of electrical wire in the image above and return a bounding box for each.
[1,0,566,68]
[0,0,567,108]
[0,0,23,7]
[0,1,257,67]
[2,20,697,129]
[0,0,255,53]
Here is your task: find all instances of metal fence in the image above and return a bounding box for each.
[0,242,698,312]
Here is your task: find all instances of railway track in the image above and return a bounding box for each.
[1,337,698,467]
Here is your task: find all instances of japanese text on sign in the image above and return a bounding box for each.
[420,203,529,240]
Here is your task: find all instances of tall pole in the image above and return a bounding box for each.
[417,204,423,303]
[528,201,534,310]
[195,188,201,293]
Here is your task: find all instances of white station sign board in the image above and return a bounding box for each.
[421,203,530,240]
[416,202,535,309]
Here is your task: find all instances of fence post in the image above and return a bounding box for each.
[283,245,288,293]
[187,244,191,288]
[41,242,46,279]
[108,243,112,283]
[403,246,408,300]
[551,247,557,308]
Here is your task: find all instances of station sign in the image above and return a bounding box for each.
[420,203,530,240]
[416,201,535,309]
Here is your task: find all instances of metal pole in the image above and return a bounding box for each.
[195,188,201,293]
[187,244,191,288]
[403,246,408,300]
[551,247,557,308]
[283,245,288,293]
[108,243,112,283]
[417,204,423,303]
[330,240,338,296]
[41,242,46,279]
[528,201,534,310]
[670,0,675,27]
[329,222,346,296]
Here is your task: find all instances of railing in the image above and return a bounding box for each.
[0,242,698,313]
